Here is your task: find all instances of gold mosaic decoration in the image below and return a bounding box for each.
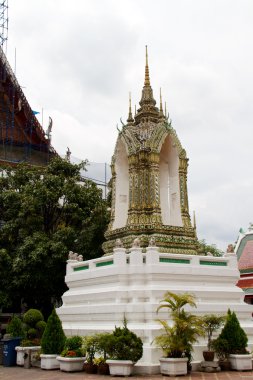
[103,47,198,255]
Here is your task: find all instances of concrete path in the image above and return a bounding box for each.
[1,366,253,380]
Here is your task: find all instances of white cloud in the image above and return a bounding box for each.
[6,0,253,250]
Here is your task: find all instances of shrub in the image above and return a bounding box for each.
[41,309,66,354]
[23,309,44,327]
[36,320,46,337]
[61,336,84,358]
[106,320,143,363]
[6,316,24,337]
[27,328,37,339]
[65,336,83,350]
[216,309,248,354]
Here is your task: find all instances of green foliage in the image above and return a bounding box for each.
[211,338,230,360]
[83,335,100,363]
[35,320,47,337]
[27,328,37,339]
[65,336,83,350]
[95,333,111,360]
[41,308,66,354]
[6,315,24,337]
[0,157,109,312]
[61,335,85,358]
[21,339,40,347]
[23,309,44,326]
[154,292,204,359]
[215,309,248,355]
[106,322,143,363]
[198,239,223,257]
[202,314,225,351]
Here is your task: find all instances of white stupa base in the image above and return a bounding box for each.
[57,247,253,374]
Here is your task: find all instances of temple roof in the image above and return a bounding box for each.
[235,224,253,273]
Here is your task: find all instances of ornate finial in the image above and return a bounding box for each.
[134,104,137,116]
[159,88,164,117]
[144,45,150,87]
[165,101,167,118]
[66,147,71,161]
[127,92,134,123]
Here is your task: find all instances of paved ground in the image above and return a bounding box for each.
[1,366,253,380]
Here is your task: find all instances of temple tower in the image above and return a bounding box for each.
[103,47,198,254]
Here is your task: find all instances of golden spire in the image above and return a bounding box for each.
[127,92,134,123]
[144,45,150,86]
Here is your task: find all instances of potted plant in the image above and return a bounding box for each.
[106,318,143,376]
[95,332,111,375]
[40,308,66,370]
[202,314,225,361]
[57,335,85,372]
[16,308,46,367]
[213,309,251,371]
[154,291,204,376]
[211,337,230,370]
[83,335,98,373]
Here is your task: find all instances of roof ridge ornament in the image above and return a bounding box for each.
[127,92,134,123]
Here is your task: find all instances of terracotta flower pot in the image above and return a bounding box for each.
[203,351,215,361]
[84,362,98,373]
[97,362,110,375]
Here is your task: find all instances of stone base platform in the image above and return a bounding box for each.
[57,246,253,374]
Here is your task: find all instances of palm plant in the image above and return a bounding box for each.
[154,292,204,360]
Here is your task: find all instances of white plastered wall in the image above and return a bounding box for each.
[112,138,129,229]
[159,134,183,226]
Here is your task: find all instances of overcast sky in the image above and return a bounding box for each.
[6,0,253,251]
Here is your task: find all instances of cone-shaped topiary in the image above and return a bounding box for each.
[218,309,248,354]
[41,309,66,354]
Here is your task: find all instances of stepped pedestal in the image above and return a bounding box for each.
[57,247,253,375]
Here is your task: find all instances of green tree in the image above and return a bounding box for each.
[218,309,248,354]
[0,157,109,315]
[198,239,223,257]
[41,308,66,354]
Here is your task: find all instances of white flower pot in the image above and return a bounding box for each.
[106,359,134,376]
[15,346,41,366]
[57,356,85,372]
[229,354,252,371]
[160,357,188,376]
[40,354,59,369]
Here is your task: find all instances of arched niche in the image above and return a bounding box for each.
[159,134,183,226]
[112,138,129,229]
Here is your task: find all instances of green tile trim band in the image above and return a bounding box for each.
[160,258,190,264]
[199,260,227,266]
[96,260,114,267]
[74,265,89,271]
